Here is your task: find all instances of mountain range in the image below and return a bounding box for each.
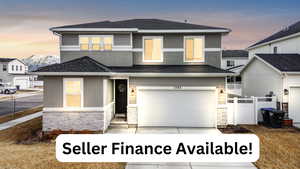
[22,55,60,71]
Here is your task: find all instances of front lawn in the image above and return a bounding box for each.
[242,125,300,169]
[0,117,126,169]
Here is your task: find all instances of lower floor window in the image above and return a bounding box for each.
[63,78,83,108]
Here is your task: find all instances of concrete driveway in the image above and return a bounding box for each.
[106,127,257,169]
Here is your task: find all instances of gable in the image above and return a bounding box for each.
[241,57,281,77]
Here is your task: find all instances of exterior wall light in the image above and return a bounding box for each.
[130,87,136,96]
[284,89,289,95]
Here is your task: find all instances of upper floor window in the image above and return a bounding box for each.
[184,36,205,62]
[227,60,235,67]
[3,65,7,71]
[20,66,22,71]
[143,36,163,62]
[16,65,18,71]
[12,65,14,71]
[273,47,278,54]
[79,35,113,51]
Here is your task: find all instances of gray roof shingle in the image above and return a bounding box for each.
[51,19,230,31]
[256,53,300,72]
[35,56,111,72]
[0,58,15,62]
[249,21,300,48]
[35,56,233,74]
[222,50,248,58]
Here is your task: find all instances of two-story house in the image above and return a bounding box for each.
[221,50,249,96]
[35,19,234,132]
[241,20,300,125]
[0,58,31,89]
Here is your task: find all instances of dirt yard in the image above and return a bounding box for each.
[0,117,126,169]
[242,125,300,169]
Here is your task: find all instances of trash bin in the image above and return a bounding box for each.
[261,108,275,126]
[269,110,285,128]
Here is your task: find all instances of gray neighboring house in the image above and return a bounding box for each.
[0,58,31,89]
[242,20,300,125]
[35,19,234,132]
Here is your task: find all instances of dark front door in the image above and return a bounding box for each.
[115,79,128,115]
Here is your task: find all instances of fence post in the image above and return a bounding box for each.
[233,97,238,125]
[253,97,258,124]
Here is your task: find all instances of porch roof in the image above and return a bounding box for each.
[34,56,234,76]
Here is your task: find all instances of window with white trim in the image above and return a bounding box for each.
[64,78,83,108]
[227,60,235,67]
[79,35,113,51]
[184,36,205,62]
[143,36,163,62]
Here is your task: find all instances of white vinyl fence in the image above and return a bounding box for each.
[227,97,277,125]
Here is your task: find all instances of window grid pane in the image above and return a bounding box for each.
[185,37,204,62]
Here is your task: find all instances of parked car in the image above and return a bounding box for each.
[0,83,17,94]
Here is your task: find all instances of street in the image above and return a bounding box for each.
[0,94,43,116]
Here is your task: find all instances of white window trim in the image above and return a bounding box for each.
[78,35,114,51]
[183,36,205,63]
[142,36,164,62]
[63,78,84,108]
[227,60,235,67]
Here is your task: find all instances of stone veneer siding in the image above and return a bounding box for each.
[43,111,104,131]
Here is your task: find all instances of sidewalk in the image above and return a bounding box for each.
[0,111,42,131]
[0,91,41,101]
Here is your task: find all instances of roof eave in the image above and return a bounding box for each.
[33,72,235,77]
[247,32,300,50]
[50,28,231,33]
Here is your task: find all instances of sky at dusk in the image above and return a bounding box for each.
[1,0,300,58]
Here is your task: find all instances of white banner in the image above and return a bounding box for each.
[56,134,259,162]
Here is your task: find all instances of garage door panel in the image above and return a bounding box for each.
[138,89,216,127]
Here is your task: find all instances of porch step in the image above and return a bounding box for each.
[109,124,129,128]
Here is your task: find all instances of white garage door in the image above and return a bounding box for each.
[138,87,217,127]
[14,77,29,89]
[289,87,300,123]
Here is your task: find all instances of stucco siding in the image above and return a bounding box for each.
[241,58,283,101]
[44,77,63,107]
[84,77,103,107]
[43,76,104,108]
[61,33,131,46]
[114,33,131,46]
[133,51,221,67]
[62,34,78,46]
[60,51,133,66]
[132,33,221,49]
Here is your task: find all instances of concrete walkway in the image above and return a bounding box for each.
[0,111,42,130]
[106,127,257,169]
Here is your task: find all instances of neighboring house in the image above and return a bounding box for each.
[221,50,249,96]
[247,20,300,58]
[35,19,234,132]
[241,54,300,124]
[242,20,300,125]
[221,50,249,72]
[0,58,31,89]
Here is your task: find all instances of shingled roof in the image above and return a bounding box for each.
[50,19,230,31]
[0,58,16,62]
[249,21,300,48]
[256,53,300,72]
[222,50,248,58]
[34,56,233,74]
[35,56,111,72]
